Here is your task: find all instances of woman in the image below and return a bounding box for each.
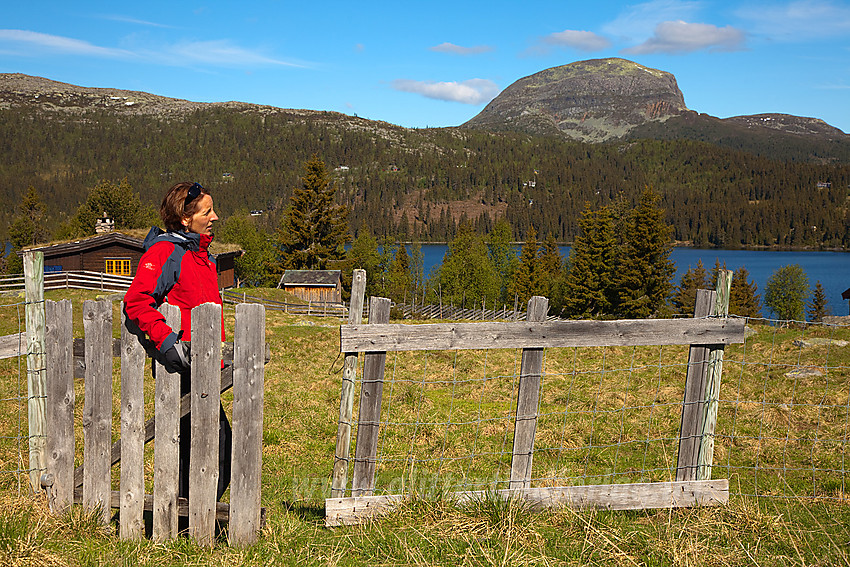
[124,181,231,502]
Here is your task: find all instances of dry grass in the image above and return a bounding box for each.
[2,289,850,564]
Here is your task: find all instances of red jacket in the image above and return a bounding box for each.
[124,227,224,353]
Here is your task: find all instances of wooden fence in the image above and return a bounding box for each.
[327,272,742,526]
[0,270,135,294]
[40,298,266,546]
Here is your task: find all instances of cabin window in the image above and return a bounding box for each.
[105,258,132,276]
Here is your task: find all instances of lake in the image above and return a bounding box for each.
[415,244,850,316]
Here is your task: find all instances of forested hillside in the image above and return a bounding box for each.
[2,104,849,247]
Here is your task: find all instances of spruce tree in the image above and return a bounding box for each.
[278,155,351,270]
[538,232,566,313]
[60,178,157,238]
[386,243,412,302]
[806,281,830,322]
[487,218,518,303]
[562,205,617,318]
[613,188,675,318]
[435,222,499,308]
[729,266,761,318]
[508,226,542,307]
[672,260,709,315]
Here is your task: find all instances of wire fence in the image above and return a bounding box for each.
[330,315,850,502]
[0,295,36,494]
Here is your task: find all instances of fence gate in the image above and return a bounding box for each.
[328,273,741,526]
[41,298,266,546]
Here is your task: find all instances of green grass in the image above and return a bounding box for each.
[2,289,850,565]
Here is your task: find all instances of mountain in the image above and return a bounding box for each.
[463,58,849,156]
[1,70,849,251]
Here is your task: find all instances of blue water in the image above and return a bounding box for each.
[415,244,850,316]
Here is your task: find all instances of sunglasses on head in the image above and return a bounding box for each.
[184,182,204,210]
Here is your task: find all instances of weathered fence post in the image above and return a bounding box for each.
[676,270,732,481]
[331,270,366,498]
[189,302,222,546]
[120,304,146,539]
[44,299,73,512]
[509,296,549,490]
[82,299,112,524]
[24,250,46,491]
[229,303,266,546]
[350,296,392,497]
[698,270,732,480]
[153,303,181,541]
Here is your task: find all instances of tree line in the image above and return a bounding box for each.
[1,105,849,249]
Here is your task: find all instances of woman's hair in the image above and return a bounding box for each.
[160,182,210,232]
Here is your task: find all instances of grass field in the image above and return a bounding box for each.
[1,288,850,566]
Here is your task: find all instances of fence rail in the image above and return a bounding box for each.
[0,270,134,293]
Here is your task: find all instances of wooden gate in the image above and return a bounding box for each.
[41,298,266,546]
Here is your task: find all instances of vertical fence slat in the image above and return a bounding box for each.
[120,304,146,539]
[676,289,716,481]
[82,299,112,524]
[351,296,391,497]
[189,302,222,546]
[331,269,366,498]
[509,296,549,490]
[44,299,73,512]
[153,304,181,541]
[24,251,46,491]
[698,270,732,480]
[229,303,265,546]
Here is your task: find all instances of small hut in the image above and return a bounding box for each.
[277,270,343,304]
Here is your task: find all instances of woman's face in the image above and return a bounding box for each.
[182,193,218,235]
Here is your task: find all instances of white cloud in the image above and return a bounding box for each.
[0,29,304,69]
[736,0,850,40]
[391,78,500,104]
[0,29,132,58]
[543,30,612,52]
[603,0,703,41]
[162,40,303,67]
[98,15,174,28]
[429,42,493,55]
[623,20,746,54]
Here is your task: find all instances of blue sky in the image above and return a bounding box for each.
[1,0,848,133]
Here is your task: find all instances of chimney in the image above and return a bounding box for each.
[95,212,114,233]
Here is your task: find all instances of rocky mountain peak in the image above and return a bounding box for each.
[463,58,689,142]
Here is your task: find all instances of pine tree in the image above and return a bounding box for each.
[562,205,617,318]
[729,267,761,318]
[806,281,830,322]
[278,155,351,270]
[613,189,675,318]
[60,178,157,238]
[672,260,709,315]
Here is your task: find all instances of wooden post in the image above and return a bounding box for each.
[229,303,266,546]
[153,304,181,541]
[44,299,74,512]
[82,299,112,524]
[189,302,222,546]
[24,250,46,491]
[676,289,715,481]
[331,270,366,497]
[350,296,391,497]
[509,296,549,490]
[119,304,146,539]
[698,270,732,480]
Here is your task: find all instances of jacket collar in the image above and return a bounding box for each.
[143,226,213,252]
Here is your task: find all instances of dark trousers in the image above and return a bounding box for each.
[178,371,232,501]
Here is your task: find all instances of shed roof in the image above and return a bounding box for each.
[280,270,342,287]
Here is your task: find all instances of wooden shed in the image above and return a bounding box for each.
[278,270,343,304]
[22,231,243,289]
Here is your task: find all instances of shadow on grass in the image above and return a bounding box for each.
[282,500,325,523]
